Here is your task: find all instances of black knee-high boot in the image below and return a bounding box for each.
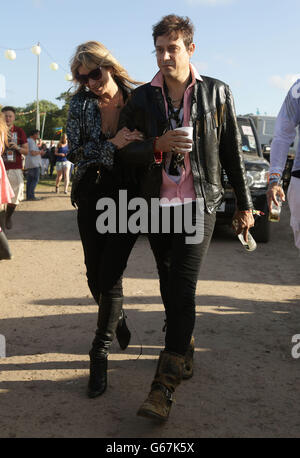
[0,226,12,260]
[90,290,131,351]
[87,295,123,398]
[5,204,16,230]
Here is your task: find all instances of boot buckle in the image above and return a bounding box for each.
[152,383,173,403]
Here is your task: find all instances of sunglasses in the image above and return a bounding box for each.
[76,67,102,84]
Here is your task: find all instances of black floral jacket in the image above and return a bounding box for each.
[66,88,117,205]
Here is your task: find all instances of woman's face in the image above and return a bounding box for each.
[77,64,114,97]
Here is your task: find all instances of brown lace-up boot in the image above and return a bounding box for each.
[182,335,195,380]
[137,350,184,421]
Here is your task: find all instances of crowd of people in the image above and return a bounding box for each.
[0,106,73,258]
[0,13,299,424]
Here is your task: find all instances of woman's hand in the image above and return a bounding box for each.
[155,130,192,153]
[110,127,144,149]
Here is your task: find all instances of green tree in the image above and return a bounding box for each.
[14,92,72,140]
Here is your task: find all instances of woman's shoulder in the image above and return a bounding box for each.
[69,89,97,111]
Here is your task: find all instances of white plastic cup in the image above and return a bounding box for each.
[174,126,193,152]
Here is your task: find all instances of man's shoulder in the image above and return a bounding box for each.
[131,82,152,95]
[13,125,25,132]
[27,137,36,147]
[199,75,229,91]
[129,82,161,104]
[14,124,27,137]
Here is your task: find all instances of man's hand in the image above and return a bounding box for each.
[155,130,192,153]
[266,183,285,210]
[232,210,255,242]
[8,142,19,151]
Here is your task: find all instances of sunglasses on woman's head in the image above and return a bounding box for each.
[76,67,102,84]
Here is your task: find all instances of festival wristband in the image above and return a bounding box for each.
[268,173,281,184]
[153,137,163,164]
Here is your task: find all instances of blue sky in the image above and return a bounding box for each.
[0,0,299,116]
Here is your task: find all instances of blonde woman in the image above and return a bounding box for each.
[67,41,143,398]
[55,134,71,194]
[0,114,14,259]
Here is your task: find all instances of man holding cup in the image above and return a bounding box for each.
[118,14,254,421]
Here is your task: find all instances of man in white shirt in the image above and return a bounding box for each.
[25,130,41,201]
[267,79,300,251]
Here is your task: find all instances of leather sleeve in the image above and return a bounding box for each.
[117,91,157,167]
[219,86,253,210]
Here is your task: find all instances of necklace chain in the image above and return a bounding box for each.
[98,89,122,109]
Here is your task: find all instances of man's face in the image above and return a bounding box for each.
[3,110,15,128]
[155,33,195,80]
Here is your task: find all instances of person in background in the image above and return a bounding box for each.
[0,113,14,260]
[55,134,72,194]
[40,143,50,177]
[1,106,28,229]
[267,79,300,253]
[48,141,57,177]
[25,129,41,201]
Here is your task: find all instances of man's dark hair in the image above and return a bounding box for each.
[29,129,39,136]
[1,106,16,114]
[152,14,194,49]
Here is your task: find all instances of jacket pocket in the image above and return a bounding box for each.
[196,105,226,138]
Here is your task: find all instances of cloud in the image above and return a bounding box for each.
[269,74,300,91]
[186,0,236,5]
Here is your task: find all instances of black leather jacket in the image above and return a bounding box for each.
[117,76,253,213]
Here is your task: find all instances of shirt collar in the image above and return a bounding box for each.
[151,63,203,88]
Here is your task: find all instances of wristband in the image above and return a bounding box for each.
[268,172,281,184]
[153,137,163,164]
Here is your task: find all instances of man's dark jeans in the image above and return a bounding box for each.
[147,203,216,356]
[26,167,40,200]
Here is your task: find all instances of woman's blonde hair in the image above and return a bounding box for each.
[58,133,67,148]
[70,41,141,93]
[0,112,8,153]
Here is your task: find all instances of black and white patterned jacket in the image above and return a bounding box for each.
[66,88,117,205]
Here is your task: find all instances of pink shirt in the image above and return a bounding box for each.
[0,136,14,205]
[151,63,202,204]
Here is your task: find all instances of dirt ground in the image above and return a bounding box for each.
[0,183,300,439]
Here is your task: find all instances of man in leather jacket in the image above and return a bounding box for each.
[118,14,254,421]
